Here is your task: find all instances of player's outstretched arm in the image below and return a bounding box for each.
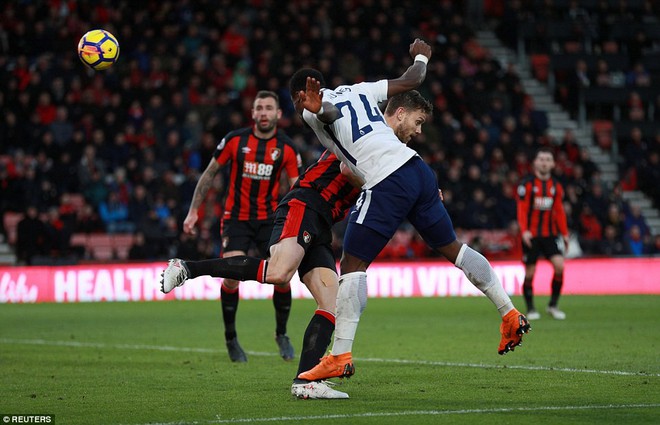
[387,38,432,97]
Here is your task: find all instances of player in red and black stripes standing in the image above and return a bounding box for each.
[516,147,570,320]
[179,90,302,362]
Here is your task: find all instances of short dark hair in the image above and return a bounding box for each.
[384,90,433,116]
[289,68,326,96]
[534,147,555,159]
[255,90,279,107]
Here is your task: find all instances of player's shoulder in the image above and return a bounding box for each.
[275,130,298,150]
[518,175,535,186]
[216,127,250,151]
[222,127,250,143]
[516,175,534,198]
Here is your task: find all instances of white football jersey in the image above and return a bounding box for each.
[302,80,417,189]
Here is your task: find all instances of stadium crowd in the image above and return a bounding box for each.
[0,0,658,266]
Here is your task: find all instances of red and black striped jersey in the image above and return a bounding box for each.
[289,150,361,223]
[516,175,569,238]
[215,127,302,221]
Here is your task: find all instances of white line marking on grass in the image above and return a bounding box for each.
[2,338,659,377]
[135,404,660,425]
[359,356,660,377]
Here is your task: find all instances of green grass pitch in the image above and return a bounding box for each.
[1,295,659,424]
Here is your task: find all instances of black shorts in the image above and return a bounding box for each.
[221,219,273,257]
[269,197,336,278]
[522,236,562,265]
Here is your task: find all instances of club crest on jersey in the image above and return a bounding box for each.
[303,231,311,244]
[269,148,281,161]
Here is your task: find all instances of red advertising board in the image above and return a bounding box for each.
[0,258,658,303]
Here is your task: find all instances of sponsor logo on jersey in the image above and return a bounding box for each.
[243,161,274,180]
[241,146,252,154]
[533,196,554,210]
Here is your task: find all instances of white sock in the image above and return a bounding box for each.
[455,244,514,317]
[331,271,368,355]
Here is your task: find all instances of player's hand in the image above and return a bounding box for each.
[522,230,533,248]
[498,309,531,355]
[301,77,323,113]
[409,38,432,61]
[182,213,198,236]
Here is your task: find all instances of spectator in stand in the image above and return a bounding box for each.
[585,183,610,224]
[623,205,651,241]
[638,151,660,206]
[128,232,151,261]
[74,204,104,234]
[623,127,648,173]
[44,206,71,258]
[603,203,625,240]
[598,224,630,256]
[564,59,590,118]
[98,192,134,234]
[625,62,651,88]
[16,206,49,265]
[578,203,603,255]
[623,225,647,257]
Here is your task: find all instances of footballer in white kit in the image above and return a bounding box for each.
[288,38,529,392]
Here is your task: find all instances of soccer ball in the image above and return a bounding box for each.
[77,29,120,71]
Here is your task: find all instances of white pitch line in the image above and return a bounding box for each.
[1,338,659,377]
[137,404,660,425]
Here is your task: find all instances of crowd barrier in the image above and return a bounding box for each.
[0,258,658,303]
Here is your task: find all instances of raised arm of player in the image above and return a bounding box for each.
[298,76,340,124]
[387,38,432,97]
[183,159,221,235]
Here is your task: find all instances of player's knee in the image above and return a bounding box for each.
[222,279,240,290]
[266,266,295,285]
[340,253,368,274]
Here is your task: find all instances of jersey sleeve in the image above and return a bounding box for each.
[356,80,389,103]
[214,135,234,165]
[553,182,569,237]
[516,180,531,234]
[282,144,303,179]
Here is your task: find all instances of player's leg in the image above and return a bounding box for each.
[297,225,389,382]
[292,266,348,399]
[219,249,248,362]
[218,221,254,363]
[254,221,295,361]
[290,244,349,399]
[545,240,566,319]
[410,159,529,354]
[522,263,538,318]
[522,239,540,319]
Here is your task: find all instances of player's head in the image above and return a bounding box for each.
[289,68,325,114]
[532,147,555,178]
[383,90,433,144]
[252,90,281,135]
